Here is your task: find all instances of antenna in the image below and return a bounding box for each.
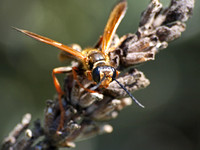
[113,78,145,108]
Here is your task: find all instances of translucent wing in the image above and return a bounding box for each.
[102,0,127,55]
[13,27,86,61]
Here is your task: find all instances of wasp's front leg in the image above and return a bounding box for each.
[52,66,72,132]
[72,67,99,94]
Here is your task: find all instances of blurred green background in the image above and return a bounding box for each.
[0,0,200,149]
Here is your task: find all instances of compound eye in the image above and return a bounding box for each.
[112,68,117,80]
[92,67,100,83]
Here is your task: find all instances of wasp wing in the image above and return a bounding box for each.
[101,0,127,55]
[13,27,86,62]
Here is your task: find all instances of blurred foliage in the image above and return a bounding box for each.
[0,0,200,150]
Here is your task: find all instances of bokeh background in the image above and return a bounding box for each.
[0,0,200,150]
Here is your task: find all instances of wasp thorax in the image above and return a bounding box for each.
[88,51,106,70]
[92,66,116,87]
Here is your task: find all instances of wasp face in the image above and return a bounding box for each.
[92,66,116,87]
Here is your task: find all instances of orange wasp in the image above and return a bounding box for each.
[14,0,144,131]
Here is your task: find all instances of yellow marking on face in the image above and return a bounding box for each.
[99,71,113,87]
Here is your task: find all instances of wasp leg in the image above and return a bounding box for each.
[52,67,72,131]
[94,36,103,49]
[72,67,98,93]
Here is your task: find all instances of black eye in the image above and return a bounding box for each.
[92,67,100,83]
[112,68,116,80]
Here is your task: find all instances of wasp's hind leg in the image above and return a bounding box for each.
[94,36,103,49]
[52,67,72,132]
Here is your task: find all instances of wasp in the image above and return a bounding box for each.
[14,0,144,131]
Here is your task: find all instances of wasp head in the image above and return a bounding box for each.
[92,66,116,87]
